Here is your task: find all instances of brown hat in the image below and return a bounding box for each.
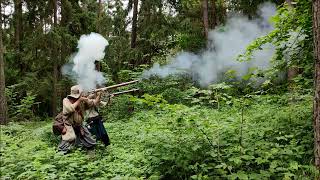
[68,85,83,99]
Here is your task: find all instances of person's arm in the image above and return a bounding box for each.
[62,97,85,114]
[87,93,96,99]
[93,92,102,105]
[82,92,102,109]
[72,97,84,108]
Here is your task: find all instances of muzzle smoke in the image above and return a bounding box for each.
[62,33,109,91]
[142,2,276,86]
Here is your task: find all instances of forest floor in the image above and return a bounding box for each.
[0,93,319,179]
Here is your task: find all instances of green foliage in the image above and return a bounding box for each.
[1,93,318,179]
[184,83,234,108]
[5,85,39,120]
[161,87,186,104]
[2,1,318,179]
[100,95,135,122]
[14,93,37,120]
[130,94,168,110]
[228,0,285,17]
[138,75,193,95]
[238,0,313,87]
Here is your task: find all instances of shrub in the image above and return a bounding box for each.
[161,87,186,104]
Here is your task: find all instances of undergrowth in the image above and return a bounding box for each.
[0,93,318,179]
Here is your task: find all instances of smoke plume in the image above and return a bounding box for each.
[142,2,276,86]
[62,33,109,91]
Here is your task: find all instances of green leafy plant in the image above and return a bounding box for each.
[0,93,318,179]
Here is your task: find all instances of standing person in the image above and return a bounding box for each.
[86,91,113,146]
[58,85,101,154]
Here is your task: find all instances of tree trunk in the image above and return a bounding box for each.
[52,0,58,116]
[13,0,22,49]
[131,0,138,48]
[210,0,217,29]
[13,0,23,72]
[202,0,209,39]
[313,0,320,169]
[0,3,8,125]
[61,0,70,26]
[96,0,103,33]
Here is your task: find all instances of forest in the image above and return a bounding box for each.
[0,0,320,179]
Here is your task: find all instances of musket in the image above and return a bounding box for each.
[89,80,139,94]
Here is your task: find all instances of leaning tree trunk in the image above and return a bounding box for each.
[0,3,8,125]
[131,0,138,48]
[202,0,209,39]
[313,0,320,169]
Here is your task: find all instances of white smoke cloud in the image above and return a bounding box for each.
[143,2,276,86]
[62,32,109,90]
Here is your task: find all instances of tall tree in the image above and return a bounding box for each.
[202,0,209,39]
[210,0,217,29]
[52,0,58,116]
[313,0,320,169]
[131,0,138,48]
[97,0,103,33]
[13,0,23,72]
[0,2,8,125]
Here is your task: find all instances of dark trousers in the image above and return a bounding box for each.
[87,116,110,146]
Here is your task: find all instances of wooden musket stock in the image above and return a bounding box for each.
[89,80,139,93]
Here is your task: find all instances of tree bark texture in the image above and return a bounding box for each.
[202,0,209,39]
[52,0,58,116]
[13,0,22,49]
[13,0,23,72]
[0,3,8,125]
[210,0,217,29]
[313,0,320,169]
[131,0,138,48]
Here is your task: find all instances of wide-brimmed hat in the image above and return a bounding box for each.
[68,85,83,99]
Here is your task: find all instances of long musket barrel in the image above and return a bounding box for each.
[89,80,139,93]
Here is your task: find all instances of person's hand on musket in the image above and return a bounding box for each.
[90,90,102,106]
[98,91,113,106]
[107,93,114,105]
